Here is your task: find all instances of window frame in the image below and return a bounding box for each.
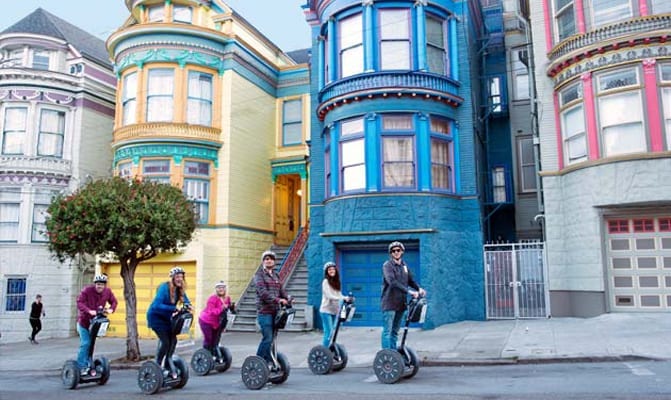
[380,115,416,190]
[378,8,412,71]
[517,136,537,193]
[31,49,50,71]
[37,109,65,158]
[659,64,671,151]
[122,71,138,126]
[589,0,633,29]
[186,70,213,126]
[5,277,27,312]
[512,49,530,101]
[146,68,175,122]
[554,0,576,42]
[0,187,21,243]
[141,158,171,184]
[147,4,165,22]
[426,13,448,75]
[31,190,55,243]
[559,82,587,164]
[337,12,364,78]
[429,116,453,192]
[339,117,366,193]
[172,5,193,23]
[651,0,671,14]
[182,160,210,224]
[282,98,303,146]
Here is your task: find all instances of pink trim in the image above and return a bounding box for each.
[554,93,565,169]
[643,59,664,152]
[575,0,586,34]
[542,0,554,54]
[582,73,600,160]
[639,0,649,16]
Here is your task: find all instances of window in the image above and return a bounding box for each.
[146,69,174,122]
[338,13,363,78]
[608,219,629,233]
[32,190,54,242]
[554,0,576,41]
[430,117,453,191]
[426,14,448,75]
[492,167,507,202]
[282,99,302,146]
[142,159,171,183]
[183,161,210,224]
[660,65,671,150]
[340,118,365,192]
[381,115,415,189]
[32,49,50,70]
[518,137,537,192]
[489,77,502,113]
[5,48,24,67]
[652,0,671,13]
[591,0,632,28]
[512,50,530,101]
[2,107,27,155]
[379,9,411,70]
[173,5,192,23]
[5,277,26,312]
[148,4,165,22]
[0,188,21,242]
[559,83,587,164]
[596,68,645,157]
[118,161,132,178]
[37,109,65,157]
[122,72,137,125]
[187,71,212,126]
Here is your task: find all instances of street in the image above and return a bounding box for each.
[1,361,670,399]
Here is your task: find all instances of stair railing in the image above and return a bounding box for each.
[278,222,309,285]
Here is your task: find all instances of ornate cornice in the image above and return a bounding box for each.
[0,155,72,180]
[114,143,220,167]
[0,88,75,105]
[115,47,227,75]
[113,122,222,145]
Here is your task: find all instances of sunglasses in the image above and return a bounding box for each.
[391,248,403,253]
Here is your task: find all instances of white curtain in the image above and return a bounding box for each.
[383,137,414,187]
[147,69,174,122]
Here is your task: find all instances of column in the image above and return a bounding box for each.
[449,16,458,81]
[318,35,325,90]
[415,0,427,71]
[329,124,339,197]
[416,113,431,191]
[327,18,337,83]
[363,0,375,72]
[643,59,664,152]
[581,72,599,160]
[365,113,378,191]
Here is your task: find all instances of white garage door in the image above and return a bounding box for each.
[606,216,671,310]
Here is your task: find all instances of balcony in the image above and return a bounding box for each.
[0,155,72,177]
[317,71,463,120]
[113,122,222,145]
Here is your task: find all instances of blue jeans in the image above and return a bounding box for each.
[256,314,274,362]
[320,312,336,347]
[381,310,406,350]
[76,323,92,369]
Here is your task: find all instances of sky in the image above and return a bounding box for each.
[0,0,312,52]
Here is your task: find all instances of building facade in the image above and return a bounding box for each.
[0,8,116,342]
[531,0,671,316]
[105,0,310,338]
[304,0,487,328]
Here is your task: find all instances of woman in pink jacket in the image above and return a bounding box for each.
[198,281,232,352]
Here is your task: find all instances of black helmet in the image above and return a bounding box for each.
[388,241,405,253]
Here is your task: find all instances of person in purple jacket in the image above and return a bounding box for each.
[147,266,192,375]
[76,274,118,374]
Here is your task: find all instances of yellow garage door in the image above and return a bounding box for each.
[102,262,197,339]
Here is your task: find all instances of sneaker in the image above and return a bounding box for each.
[80,368,89,376]
[33,339,39,345]
[28,337,34,344]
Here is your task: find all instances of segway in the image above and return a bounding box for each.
[307,294,355,374]
[61,307,111,389]
[373,295,427,384]
[137,306,193,395]
[240,300,295,390]
[190,303,236,375]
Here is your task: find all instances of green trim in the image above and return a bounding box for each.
[115,48,226,75]
[114,144,219,168]
[271,162,307,180]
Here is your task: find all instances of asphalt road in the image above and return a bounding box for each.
[2,361,670,399]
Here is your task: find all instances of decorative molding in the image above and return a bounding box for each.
[0,155,72,177]
[114,144,220,167]
[114,122,223,144]
[271,162,308,180]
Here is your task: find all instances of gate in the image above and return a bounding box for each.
[484,242,550,319]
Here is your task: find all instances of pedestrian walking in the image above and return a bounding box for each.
[28,294,45,344]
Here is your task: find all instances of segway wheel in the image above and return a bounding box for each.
[373,349,404,384]
[173,356,189,389]
[214,346,232,373]
[241,355,269,390]
[332,343,348,372]
[269,352,290,384]
[61,360,79,390]
[308,345,333,375]
[191,348,214,376]
[137,361,163,395]
[94,356,111,385]
[404,347,420,379]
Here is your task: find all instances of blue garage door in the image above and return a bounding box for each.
[340,249,419,326]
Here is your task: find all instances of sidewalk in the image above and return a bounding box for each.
[2,313,671,374]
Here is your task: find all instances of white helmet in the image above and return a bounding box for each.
[261,250,276,261]
[169,266,185,278]
[388,241,405,253]
[323,261,336,271]
[214,280,226,289]
[93,274,108,284]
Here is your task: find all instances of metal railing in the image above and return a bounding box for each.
[278,222,309,285]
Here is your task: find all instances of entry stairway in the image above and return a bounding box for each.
[227,246,310,332]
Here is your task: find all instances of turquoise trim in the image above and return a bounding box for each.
[271,162,308,181]
[416,3,427,71]
[329,124,338,196]
[114,144,219,168]
[450,17,458,81]
[115,48,226,75]
[327,18,337,83]
[318,38,325,89]
[417,113,431,191]
[452,120,460,193]
[364,113,378,192]
[364,5,374,72]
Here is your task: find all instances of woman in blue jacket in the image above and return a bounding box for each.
[147,266,191,374]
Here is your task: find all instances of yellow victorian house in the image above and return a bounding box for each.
[104,0,309,338]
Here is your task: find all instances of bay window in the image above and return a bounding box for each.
[142,159,171,183]
[381,115,415,189]
[426,14,448,75]
[2,107,27,155]
[430,117,453,191]
[338,13,363,78]
[379,9,411,70]
[554,0,576,42]
[596,68,645,157]
[187,71,212,126]
[183,161,210,224]
[117,160,133,178]
[122,71,137,125]
[37,109,65,157]
[340,118,365,192]
[559,83,587,164]
[146,69,174,122]
[590,0,632,28]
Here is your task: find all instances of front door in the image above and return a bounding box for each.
[274,175,300,245]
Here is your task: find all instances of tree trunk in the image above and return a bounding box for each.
[120,257,141,361]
